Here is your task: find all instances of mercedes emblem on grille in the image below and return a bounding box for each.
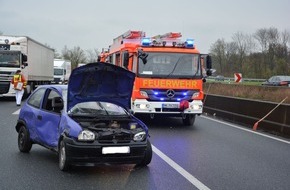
[166,89,175,98]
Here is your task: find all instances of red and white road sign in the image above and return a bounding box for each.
[234,73,242,83]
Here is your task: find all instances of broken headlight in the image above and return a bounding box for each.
[78,130,95,141]
[133,131,146,142]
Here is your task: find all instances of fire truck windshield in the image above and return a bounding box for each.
[138,52,201,78]
[0,52,21,68]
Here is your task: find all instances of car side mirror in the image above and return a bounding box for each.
[22,54,27,63]
[52,97,64,112]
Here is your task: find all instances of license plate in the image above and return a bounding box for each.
[162,103,179,108]
[102,146,130,154]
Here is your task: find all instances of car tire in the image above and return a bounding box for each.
[137,140,152,167]
[182,114,196,126]
[59,140,70,171]
[18,126,32,153]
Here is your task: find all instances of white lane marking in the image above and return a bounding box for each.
[13,109,20,115]
[201,115,290,145]
[152,145,211,190]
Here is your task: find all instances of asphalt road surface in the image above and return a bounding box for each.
[1,98,290,190]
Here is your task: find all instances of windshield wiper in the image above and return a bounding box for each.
[165,56,182,78]
[97,102,109,115]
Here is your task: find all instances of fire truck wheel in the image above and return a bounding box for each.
[182,114,196,126]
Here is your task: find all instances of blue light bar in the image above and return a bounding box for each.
[183,92,188,96]
[141,38,151,46]
[177,98,181,101]
[160,98,164,101]
[185,39,194,48]
[154,92,159,95]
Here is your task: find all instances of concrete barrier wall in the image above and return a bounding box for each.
[203,94,290,138]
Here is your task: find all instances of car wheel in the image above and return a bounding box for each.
[18,126,32,153]
[182,114,196,126]
[59,140,70,171]
[137,140,152,167]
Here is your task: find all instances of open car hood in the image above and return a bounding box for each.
[67,62,135,111]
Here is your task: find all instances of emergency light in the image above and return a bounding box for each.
[141,37,195,48]
[141,38,151,46]
[185,39,194,48]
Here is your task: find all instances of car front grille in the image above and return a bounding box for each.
[0,81,10,94]
[141,89,198,102]
[97,133,132,144]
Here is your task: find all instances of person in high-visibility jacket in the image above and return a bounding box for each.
[11,70,27,106]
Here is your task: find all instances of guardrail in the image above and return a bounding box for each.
[207,76,266,82]
[203,94,290,138]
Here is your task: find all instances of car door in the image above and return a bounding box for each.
[268,76,277,86]
[272,76,279,86]
[34,88,62,148]
[26,88,46,142]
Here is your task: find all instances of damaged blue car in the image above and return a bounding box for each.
[16,62,152,171]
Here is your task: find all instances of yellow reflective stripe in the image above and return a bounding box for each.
[13,74,24,83]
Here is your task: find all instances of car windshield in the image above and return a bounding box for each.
[68,102,129,116]
[138,52,201,78]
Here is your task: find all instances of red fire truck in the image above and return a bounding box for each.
[100,30,212,125]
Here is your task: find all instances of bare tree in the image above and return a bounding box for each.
[86,48,100,63]
[267,27,279,45]
[225,41,238,74]
[280,30,290,59]
[253,28,269,74]
[280,30,290,45]
[267,27,280,70]
[209,27,290,78]
[209,39,226,74]
[232,32,248,72]
[62,46,87,70]
[254,28,268,53]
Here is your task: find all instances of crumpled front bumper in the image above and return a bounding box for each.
[63,136,148,166]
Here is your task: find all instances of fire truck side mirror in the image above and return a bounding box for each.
[123,51,129,69]
[137,49,148,64]
[206,55,213,76]
[206,55,212,69]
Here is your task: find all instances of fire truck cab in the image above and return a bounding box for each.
[100,30,212,126]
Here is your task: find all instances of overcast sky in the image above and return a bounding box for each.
[1,0,289,54]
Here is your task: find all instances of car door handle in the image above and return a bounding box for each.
[37,115,42,120]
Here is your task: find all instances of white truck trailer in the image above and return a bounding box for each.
[0,35,54,97]
[53,59,71,84]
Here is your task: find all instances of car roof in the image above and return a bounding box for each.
[275,76,290,80]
